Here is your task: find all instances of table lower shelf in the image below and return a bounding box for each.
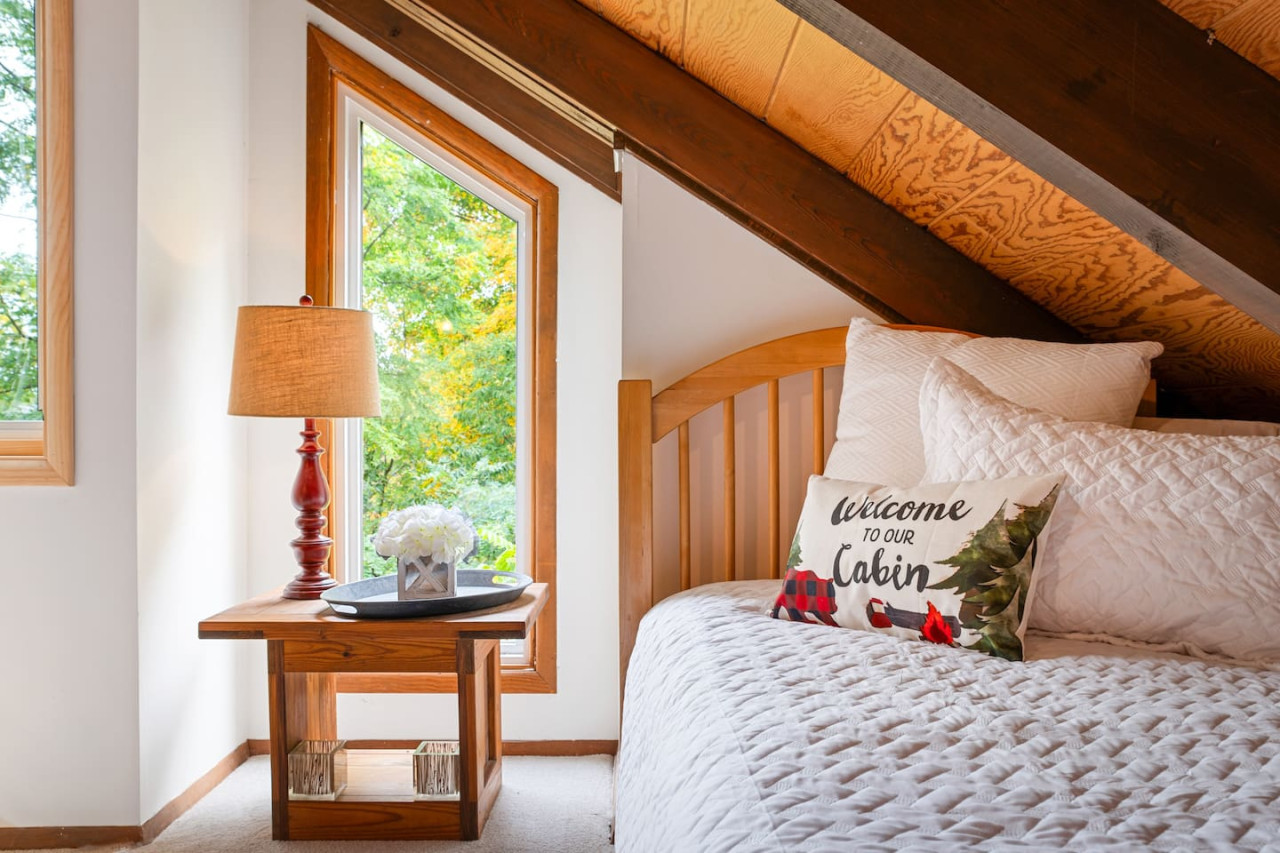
[285,748,498,841]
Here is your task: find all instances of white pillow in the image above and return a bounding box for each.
[920,357,1280,663]
[825,319,1163,487]
[1133,416,1280,437]
[771,473,1064,661]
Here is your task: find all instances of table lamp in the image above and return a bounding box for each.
[228,296,382,599]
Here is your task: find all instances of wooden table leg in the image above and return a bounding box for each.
[267,639,337,840]
[483,636,503,830]
[457,638,503,840]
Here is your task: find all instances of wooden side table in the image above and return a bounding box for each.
[200,583,548,841]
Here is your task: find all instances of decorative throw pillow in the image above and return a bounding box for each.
[920,358,1280,663]
[771,473,1064,661]
[824,319,1163,487]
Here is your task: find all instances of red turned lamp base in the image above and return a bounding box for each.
[282,561,337,599]
[283,417,337,600]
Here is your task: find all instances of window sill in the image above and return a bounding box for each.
[0,429,73,485]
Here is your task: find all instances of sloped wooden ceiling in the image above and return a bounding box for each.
[315,0,1082,344]
[580,0,1280,419]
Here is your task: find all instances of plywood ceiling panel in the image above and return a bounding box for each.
[927,165,1124,282]
[1009,238,1228,334]
[682,0,799,116]
[1159,0,1249,28]
[1101,306,1280,396]
[1214,0,1280,76]
[578,0,1280,419]
[1160,0,1280,81]
[596,0,687,64]
[765,22,906,172]
[847,94,1013,227]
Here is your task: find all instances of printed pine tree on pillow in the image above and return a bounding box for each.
[787,530,802,570]
[929,485,1060,661]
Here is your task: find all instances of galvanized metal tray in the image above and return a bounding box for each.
[321,569,532,619]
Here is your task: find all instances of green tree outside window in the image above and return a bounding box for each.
[358,124,518,578]
[0,0,38,421]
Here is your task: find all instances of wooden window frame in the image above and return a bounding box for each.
[0,0,74,486]
[305,26,557,694]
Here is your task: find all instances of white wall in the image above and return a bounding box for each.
[621,157,876,389]
[0,0,143,827]
[135,0,249,820]
[244,1,623,740]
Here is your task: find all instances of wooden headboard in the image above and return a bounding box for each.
[616,324,1158,697]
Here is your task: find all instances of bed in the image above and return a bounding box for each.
[614,325,1280,852]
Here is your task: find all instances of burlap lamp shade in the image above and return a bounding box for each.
[229,305,382,418]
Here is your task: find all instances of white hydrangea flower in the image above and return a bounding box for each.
[373,504,476,565]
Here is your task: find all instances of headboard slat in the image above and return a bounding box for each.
[678,422,691,592]
[723,396,736,583]
[768,379,781,580]
[811,368,825,477]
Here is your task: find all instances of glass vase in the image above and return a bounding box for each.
[287,739,347,801]
[413,740,461,800]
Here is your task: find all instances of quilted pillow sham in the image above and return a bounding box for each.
[771,473,1064,661]
[825,318,1163,487]
[920,358,1280,663]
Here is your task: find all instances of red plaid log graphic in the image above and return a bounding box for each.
[772,569,838,626]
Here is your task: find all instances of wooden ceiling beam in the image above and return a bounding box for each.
[312,0,1080,340]
[778,0,1280,334]
[308,0,619,198]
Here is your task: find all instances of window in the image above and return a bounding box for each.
[0,0,73,485]
[306,27,557,693]
[344,119,522,584]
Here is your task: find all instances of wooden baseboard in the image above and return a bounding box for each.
[250,738,617,756]
[0,825,142,850]
[504,740,618,756]
[0,741,250,851]
[141,741,250,843]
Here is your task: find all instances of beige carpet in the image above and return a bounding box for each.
[8,755,614,853]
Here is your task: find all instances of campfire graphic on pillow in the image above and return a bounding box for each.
[867,598,961,645]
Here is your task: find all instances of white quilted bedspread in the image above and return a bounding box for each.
[615,582,1280,852]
